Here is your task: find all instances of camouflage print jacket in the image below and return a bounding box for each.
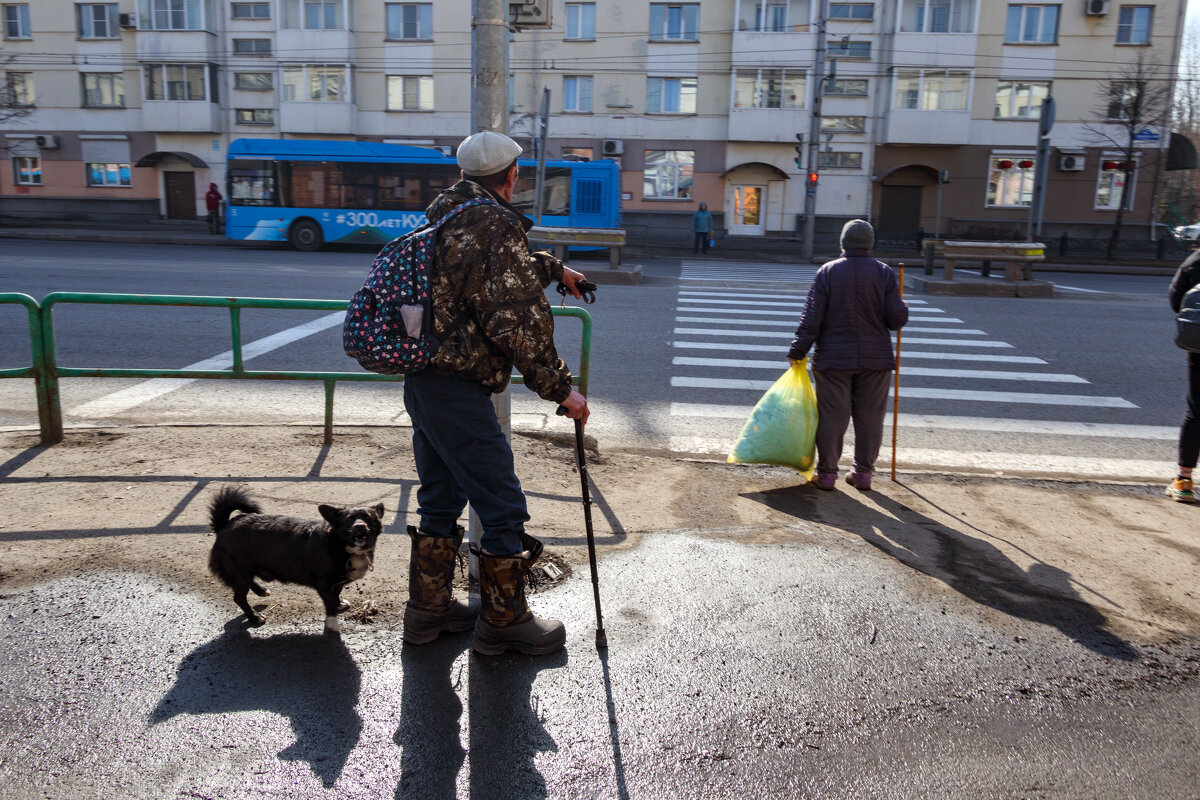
[425,179,573,403]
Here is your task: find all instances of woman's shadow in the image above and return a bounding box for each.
[150,622,363,788]
[746,483,1138,660]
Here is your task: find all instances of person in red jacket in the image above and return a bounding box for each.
[205,183,223,234]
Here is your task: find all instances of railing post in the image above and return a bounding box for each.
[323,379,335,446]
[229,306,244,374]
[37,301,63,444]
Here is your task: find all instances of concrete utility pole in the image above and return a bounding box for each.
[801,0,829,261]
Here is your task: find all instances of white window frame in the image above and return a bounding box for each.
[647,76,697,114]
[234,72,273,90]
[829,3,873,20]
[900,0,975,32]
[82,72,126,107]
[143,63,208,101]
[986,152,1036,208]
[643,149,694,199]
[231,2,270,19]
[386,74,433,111]
[78,3,119,38]
[13,155,40,185]
[1116,5,1152,45]
[820,151,864,168]
[733,67,806,109]
[826,77,868,96]
[565,2,595,39]
[563,75,593,112]
[282,63,349,102]
[649,3,699,41]
[86,162,132,187]
[1094,153,1138,211]
[821,115,866,132]
[828,40,871,59]
[3,3,30,38]
[1106,82,1138,120]
[1004,5,1059,44]
[145,0,205,31]
[994,80,1050,118]
[385,3,432,40]
[232,38,271,54]
[893,69,971,111]
[280,0,344,30]
[235,107,275,124]
[5,71,33,105]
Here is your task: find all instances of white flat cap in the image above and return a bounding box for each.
[456,131,523,176]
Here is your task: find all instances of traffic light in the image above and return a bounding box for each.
[794,133,804,169]
[808,171,818,187]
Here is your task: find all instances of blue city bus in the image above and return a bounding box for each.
[225,138,621,251]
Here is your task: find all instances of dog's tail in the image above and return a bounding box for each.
[209,486,262,533]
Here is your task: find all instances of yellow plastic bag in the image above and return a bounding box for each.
[727,360,818,479]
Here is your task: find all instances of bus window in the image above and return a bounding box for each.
[513,166,571,217]
[336,162,379,209]
[228,160,278,207]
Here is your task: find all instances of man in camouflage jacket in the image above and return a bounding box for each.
[401,131,588,656]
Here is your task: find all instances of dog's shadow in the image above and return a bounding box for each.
[150,621,362,787]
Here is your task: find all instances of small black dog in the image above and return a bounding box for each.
[207,486,385,633]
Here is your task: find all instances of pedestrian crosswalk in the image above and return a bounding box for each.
[668,260,1174,477]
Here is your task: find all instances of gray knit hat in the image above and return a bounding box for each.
[840,219,874,251]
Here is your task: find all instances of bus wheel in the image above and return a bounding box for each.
[289,219,324,251]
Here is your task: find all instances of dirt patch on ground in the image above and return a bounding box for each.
[1,424,1197,643]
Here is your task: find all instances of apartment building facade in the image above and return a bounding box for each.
[0,0,1189,244]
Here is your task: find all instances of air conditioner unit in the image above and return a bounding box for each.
[35,135,59,149]
[601,139,624,156]
[118,12,136,27]
[1084,0,1109,16]
[1059,154,1085,171]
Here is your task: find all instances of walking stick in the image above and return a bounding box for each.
[891,262,905,482]
[558,406,608,650]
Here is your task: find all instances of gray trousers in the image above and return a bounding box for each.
[813,368,893,475]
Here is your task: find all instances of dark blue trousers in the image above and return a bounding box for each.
[403,370,529,555]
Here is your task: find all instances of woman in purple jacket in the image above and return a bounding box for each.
[788,220,909,491]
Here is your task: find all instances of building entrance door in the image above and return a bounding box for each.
[878,185,922,235]
[730,185,765,235]
[164,171,196,220]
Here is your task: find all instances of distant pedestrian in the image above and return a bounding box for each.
[788,219,908,491]
[1167,251,1200,502]
[691,202,713,254]
[205,183,223,235]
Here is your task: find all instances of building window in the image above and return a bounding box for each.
[3,3,30,37]
[78,3,119,38]
[826,77,868,96]
[1004,5,1058,43]
[386,75,433,110]
[143,63,206,101]
[234,72,273,90]
[562,146,593,160]
[563,76,593,112]
[82,72,126,107]
[737,0,808,32]
[893,69,970,110]
[1095,157,1136,210]
[235,107,274,124]
[282,64,347,102]
[820,151,863,168]
[828,40,870,58]
[280,0,343,29]
[146,0,205,31]
[565,2,595,38]
[986,153,1035,207]
[900,0,974,32]
[733,68,805,108]
[829,3,872,19]
[1116,5,1152,44]
[649,3,699,41]
[5,71,33,105]
[643,149,694,199]
[821,115,866,132]
[1106,82,1138,120]
[647,77,696,113]
[385,3,432,39]
[231,2,270,18]
[232,38,271,54]
[13,155,40,185]
[86,162,131,186]
[994,80,1050,118]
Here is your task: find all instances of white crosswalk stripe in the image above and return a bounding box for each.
[666,261,1159,476]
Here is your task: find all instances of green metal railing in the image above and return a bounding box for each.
[2,292,591,446]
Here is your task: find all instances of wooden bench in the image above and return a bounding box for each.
[940,241,1045,282]
[528,226,627,269]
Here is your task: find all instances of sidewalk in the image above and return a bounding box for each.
[1,423,1198,798]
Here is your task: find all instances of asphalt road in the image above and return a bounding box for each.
[0,239,1187,479]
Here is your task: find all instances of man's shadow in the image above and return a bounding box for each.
[394,635,471,800]
[150,622,363,787]
[746,484,1138,660]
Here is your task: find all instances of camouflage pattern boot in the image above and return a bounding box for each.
[473,535,566,656]
[403,525,479,644]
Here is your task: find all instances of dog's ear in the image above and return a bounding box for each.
[318,504,341,525]
[371,503,385,520]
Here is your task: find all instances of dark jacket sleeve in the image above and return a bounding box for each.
[1169,253,1200,313]
[788,270,828,361]
[883,267,909,331]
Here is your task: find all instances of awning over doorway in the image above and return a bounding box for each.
[1166,132,1198,171]
[721,161,790,179]
[134,151,209,168]
[875,163,941,183]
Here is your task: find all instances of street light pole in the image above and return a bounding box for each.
[801,0,829,261]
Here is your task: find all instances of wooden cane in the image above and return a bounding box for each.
[891,263,905,482]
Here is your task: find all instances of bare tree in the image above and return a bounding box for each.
[1166,21,1200,230]
[1085,53,1172,259]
